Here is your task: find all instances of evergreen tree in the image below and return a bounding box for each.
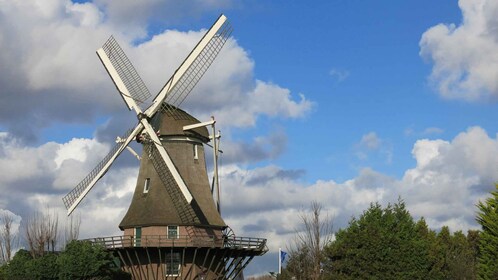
[324,199,429,280]
[27,253,59,280]
[476,184,498,280]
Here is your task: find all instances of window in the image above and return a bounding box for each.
[193,144,198,160]
[165,253,181,276]
[143,178,151,193]
[134,227,141,247]
[167,225,178,239]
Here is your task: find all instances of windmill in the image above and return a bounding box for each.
[62,14,267,280]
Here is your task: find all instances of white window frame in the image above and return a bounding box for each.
[167,225,179,239]
[193,144,199,160]
[143,178,151,193]
[134,227,141,247]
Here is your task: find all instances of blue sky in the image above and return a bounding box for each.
[1,0,498,276]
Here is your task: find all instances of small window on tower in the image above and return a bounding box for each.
[143,178,150,193]
[193,144,199,160]
[134,227,142,247]
[168,225,178,239]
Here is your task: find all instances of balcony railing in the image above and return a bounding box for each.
[85,235,267,252]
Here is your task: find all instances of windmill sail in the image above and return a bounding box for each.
[99,36,151,109]
[62,126,141,214]
[64,15,232,216]
[162,17,232,113]
[145,14,232,117]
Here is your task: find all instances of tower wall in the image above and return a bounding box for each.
[119,108,225,230]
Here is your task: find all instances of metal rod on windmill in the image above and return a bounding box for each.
[183,116,222,213]
[214,129,221,213]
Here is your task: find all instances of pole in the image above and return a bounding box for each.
[279,247,282,275]
[211,116,220,214]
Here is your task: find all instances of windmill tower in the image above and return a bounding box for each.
[62,14,267,280]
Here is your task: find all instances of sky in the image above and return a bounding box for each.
[1,0,498,276]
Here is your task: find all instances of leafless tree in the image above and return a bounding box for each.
[285,201,333,280]
[0,211,19,263]
[24,208,60,258]
[64,213,81,246]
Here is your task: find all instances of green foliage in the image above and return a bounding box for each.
[1,241,129,280]
[324,200,430,279]
[0,264,6,280]
[476,184,498,280]
[57,240,126,280]
[3,249,32,280]
[426,227,478,280]
[323,198,480,280]
[27,253,59,280]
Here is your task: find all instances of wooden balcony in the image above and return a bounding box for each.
[85,235,268,254]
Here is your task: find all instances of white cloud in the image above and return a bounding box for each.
[0,132,137,229]
[0,0,311,143]
[0,123,496,274]
[0,209,22,236]
[420,0,498,101]
[92,0,233,38]
[220,126,498,257]
[360,132,381,150]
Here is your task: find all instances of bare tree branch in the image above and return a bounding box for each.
[23,208,60,258]
[64,214,81,246]
[286,201,333,280]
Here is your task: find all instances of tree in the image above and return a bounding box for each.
[447,230,478,280]
[24,209,60,258]
[63,214,81,247]
[0,211,19,263]
[1,249,31,280]
[476,184,498,279]
[283,201,333,280]
[57,240,129,280]
[2,240,130,280]
[324,199,430,280]
[26,253,59,280]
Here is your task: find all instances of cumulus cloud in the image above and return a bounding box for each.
[1,123,496,274]
[0,0,311,144]
[0,132,137,238]
[0,4,314,275]
[92,0,233,38]
[220,126,498,265]
[420,0,498,101]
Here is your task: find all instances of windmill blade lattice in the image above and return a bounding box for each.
[62,127,138,213]
[162,18,232,115]
[101,36,151,108]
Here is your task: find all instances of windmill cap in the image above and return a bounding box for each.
[154,106,210,142]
